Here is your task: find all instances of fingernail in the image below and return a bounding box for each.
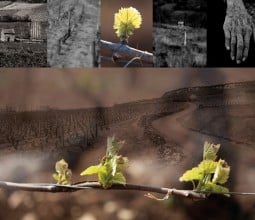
[242,57,246,62]
[237,60,241,64]
[231,56,235,60]
[226,46,230,50]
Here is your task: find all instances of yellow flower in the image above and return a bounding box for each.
[113,7,142,38]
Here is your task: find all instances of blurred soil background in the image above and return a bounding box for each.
[154,0,207,67]
[100,0,153,67]
[0,69,255,219]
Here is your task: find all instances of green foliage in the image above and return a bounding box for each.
[53,159,72,185]
[113,7,142,38]
[179,167,203,182]
[203,141,220,160]
[212,159,230,184]
[202,182,230,194]
[179,142,230,196]
[80,136,128,189]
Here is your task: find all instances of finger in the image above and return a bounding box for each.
[236,33,244,64]
[230,31,237,61]
[254,27,255,43]
[243,31,251,62]
[224,28,231,50]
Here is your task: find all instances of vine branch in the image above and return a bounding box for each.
[0,181,254,199]
[0,180,205,199]
[100,40,153,64]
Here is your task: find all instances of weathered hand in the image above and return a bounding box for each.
[223,4,252,64]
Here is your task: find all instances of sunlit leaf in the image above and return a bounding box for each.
[203,142,220,161]
[98,165,113,189]
[52,173,59,181]
[201,182,230,197]
[116,156,129,172]
[53,159,72,185]
[179,167,203,182]
[55,159,68,173]
[111,157,117,176]
[112,172,126,185]
[113,7,142,38]
[198,160,218,174]
[106,136,125,157]
[212,159,230,184]
[80,165,100,176]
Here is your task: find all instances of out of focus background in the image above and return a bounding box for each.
[0,68,255,219]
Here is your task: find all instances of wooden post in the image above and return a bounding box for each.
[184,31,187,47]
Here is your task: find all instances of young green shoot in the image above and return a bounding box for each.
[179,142,230,196]
[80,136,128,189]
[52,159,72,185]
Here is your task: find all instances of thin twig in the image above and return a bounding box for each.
[100,56,153,67]
[195,191,255,196]
[124,57,142,68]
[100,40,153,64]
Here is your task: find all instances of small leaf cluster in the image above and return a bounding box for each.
[113,7,142,38]
[179,142,230,196]
[80,136,128,189]
[52,159,72,185]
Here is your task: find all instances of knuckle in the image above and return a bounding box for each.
[238,46,243,51]
[231,39,236,44]
[238,40,244,47]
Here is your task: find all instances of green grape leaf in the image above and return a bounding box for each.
[113,7,142,38]
[81,136,128,189]
[107,136,125,157]
[203,142,220,161]
[98,165,113,189]
[201,182,230,197]
[52,173,59,182]
[212,159,230,184]
[80,165,100,176]
[116,156,129,172]
[112,172,126,185]
[53,159,72,185]
[198,160,218,174]
[111,156,118,176]
[55,159,68,173]
[179,167,203,182]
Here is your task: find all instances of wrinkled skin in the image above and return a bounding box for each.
[223,2,253,64]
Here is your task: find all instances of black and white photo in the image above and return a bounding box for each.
[0,0,47,67]
[153,0,207,67]
[208,0,255,67]
[47,0,100,67]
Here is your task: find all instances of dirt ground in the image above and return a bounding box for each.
[153,24,207,67]
[0,69,255,220]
